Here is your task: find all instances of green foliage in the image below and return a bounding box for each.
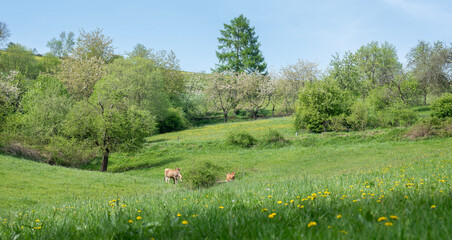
[73,28,114,62]
[46,31,75,58]
[0,71,20,130]
[294,79,351,133]
[329,51,362,96]
[19,75,73,142]
[408,40,452,100]
[346,100,369,131]
[185,161,222,189]
[0,43,40,78]
[104,57,171,120]
[261,128,288,146]
[226,130,256,147]
[0,21,11,46]
[366,86,397,111]
[431,93,452,119]
[386,105,418,127]
[215,14,267,74]
[157,108,188,133]
[44,136,98,167]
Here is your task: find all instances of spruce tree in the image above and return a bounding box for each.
[215,15,267,74]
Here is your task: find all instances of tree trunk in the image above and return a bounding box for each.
[100,148,110,172]
[272,104,275,117]
[423,92,427,105]
[223,111,228,123]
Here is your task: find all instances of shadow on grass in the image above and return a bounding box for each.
[146,138,169,144]
[110,157,182,173]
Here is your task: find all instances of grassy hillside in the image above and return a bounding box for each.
[1,117,451,239]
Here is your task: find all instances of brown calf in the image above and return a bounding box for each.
[226,172,236,182]
[164,168,182,184]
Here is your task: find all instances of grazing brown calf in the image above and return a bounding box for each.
[226,172,236,182]
[165,168,182,184]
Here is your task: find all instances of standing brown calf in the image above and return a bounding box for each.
[165,168,182,184]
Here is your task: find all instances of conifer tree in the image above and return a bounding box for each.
[215,15,267,74]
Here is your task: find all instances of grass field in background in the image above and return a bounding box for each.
[1,116,451,239]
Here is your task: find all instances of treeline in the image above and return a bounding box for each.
[293,41,452,133]
[0,21,451,171]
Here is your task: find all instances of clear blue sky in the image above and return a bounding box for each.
[1,0,451,73]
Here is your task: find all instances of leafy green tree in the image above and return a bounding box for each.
[72,28,114,62]
[103,58,171,120]
[215,14,267,74]
[407,40,452,104]
[19,75,73,142]
[46,31,75,58]
[0,22,11,47]
[63,76,157,172]
[127,44,185,104]
[329,52,362,96]
[294,78,351,133]
[57,56,105,100]
[355,41,402,89]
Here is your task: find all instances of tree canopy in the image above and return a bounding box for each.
[215,14,267,74]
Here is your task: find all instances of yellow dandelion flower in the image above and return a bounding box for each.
[177,213,182,217]
[268,214,275,219]
[35,219,40,222]
[182,220,188,225]
[277,201,282,204]
[192,215,197,218]
[431,205,436,209]
[385,222,393,226]
[128,220,133,223]
[136,216,142,220]
[219,206,224,209]
[268,195,272,198]
[300,205,304,208]
[137,210,141,213]
[307,221,317,227]
[337,215,342,219]
[290,200,294,203]
[261,208,268,212]
[378,217,387,222]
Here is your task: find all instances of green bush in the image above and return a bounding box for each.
[226,130,256,148]
[44,136,99,167]
[157,108,188,133]
[294,79,351,133]
[329,114,349,132]
[431,93,452,119]
[346,100,369,131]
[185,161,222,189]
[387,105,418,127]
[261,128,289,146]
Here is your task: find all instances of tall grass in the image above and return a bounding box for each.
[1,154,450,239]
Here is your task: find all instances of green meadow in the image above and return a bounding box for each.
[1,117,451,239]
